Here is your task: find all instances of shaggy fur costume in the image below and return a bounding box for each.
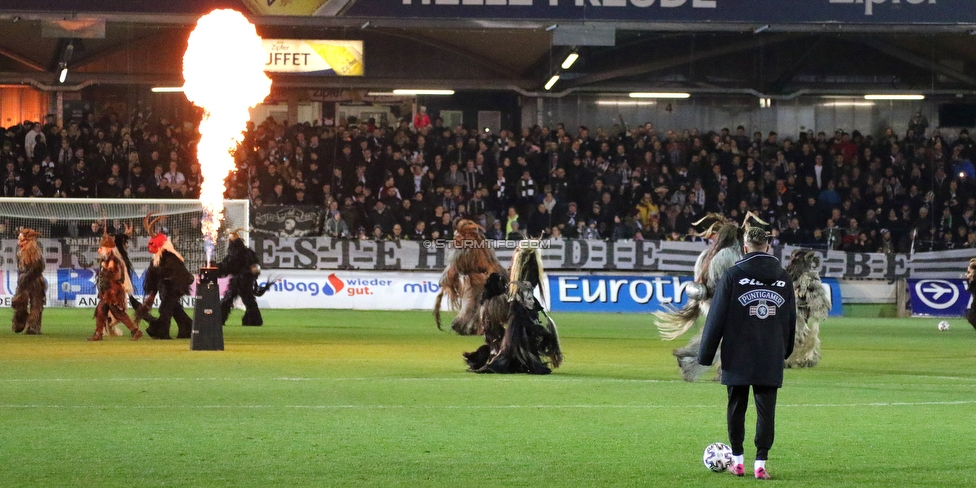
[139,214,194,339]
[433,220,506,335]
[784,250,829,368]
[462,245,563,374]
[11,228,46,335]
[90,233,142,341]
[115,228,145,312]
[654,213,767,382]
[100,226,146,337]
[217,234,273,326]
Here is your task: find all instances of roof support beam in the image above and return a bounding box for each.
[374,30,521,80]
[0,45,45,72]
[566,35,797,88]
[858,37,976,87]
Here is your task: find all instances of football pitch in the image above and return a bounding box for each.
[1,309,974,487]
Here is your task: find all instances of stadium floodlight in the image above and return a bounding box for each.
[629,92,690,99]
[561,52,579,70]
[392,89,455,95]
[544,74,560,91]
[822,101,876,107]
[152,86,185,93]
[595,101,657,106]
[864,94,925,100]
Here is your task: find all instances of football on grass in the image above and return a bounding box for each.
[938,320,950,331]
[703,442,733,472]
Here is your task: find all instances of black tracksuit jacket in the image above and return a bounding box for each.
[698,252,797,387]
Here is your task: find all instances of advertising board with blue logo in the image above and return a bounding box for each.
[908,279,972,317]
[236,270,443,310]
[549,274,843,316]
[52,268,444,310]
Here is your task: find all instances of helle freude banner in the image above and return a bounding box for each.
[263,39,364,76]
[235,0,971,24]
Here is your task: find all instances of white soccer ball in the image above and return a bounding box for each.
[938,320,950,331]
[703,442,733,473]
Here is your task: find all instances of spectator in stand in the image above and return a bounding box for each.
[486,220,504,240]
[413,106,431,130]
[369,200,396,235]
[409,221,428,241]
[507,220,525,240]
[526,203,551,237]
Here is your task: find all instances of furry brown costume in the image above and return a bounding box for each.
[433,220,506,335]
[101,223,143,337]
[11,228,46,335]
[138,214,194,339]
[90,229,143,341]
[784,249,829,368]
[462,244,563,374]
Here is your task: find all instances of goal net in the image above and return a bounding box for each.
[0,198,249,307]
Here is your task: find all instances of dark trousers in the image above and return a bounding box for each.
[727,385,778,460]
[148,293,192,339]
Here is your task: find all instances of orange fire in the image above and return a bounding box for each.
[182,9,271,254]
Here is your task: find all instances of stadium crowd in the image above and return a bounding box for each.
[2,108,975,253]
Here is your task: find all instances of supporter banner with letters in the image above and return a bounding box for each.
[263,39,364,76]
[907,278,972,317]
[251,206,325,238]
[248,236,969,282]
[0,237,971,281]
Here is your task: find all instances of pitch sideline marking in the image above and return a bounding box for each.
[0,400,973,410]
[0,376,683,384]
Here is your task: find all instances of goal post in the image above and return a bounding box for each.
[0,198,249,307]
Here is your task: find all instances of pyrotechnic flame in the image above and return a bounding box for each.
[182,9,271,261]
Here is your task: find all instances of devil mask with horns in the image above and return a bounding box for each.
[144,213,183,264]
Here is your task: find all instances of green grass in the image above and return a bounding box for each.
[2,309,975,487]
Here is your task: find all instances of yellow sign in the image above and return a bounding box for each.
[263,39,364,76]
[240,0,340,16]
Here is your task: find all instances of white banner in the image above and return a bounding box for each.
[254,270,441,310]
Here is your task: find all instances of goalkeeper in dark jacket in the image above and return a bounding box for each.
[698,227,796,480]
[217,230,273,326]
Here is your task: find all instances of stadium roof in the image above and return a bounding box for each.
[2,1,976,96]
